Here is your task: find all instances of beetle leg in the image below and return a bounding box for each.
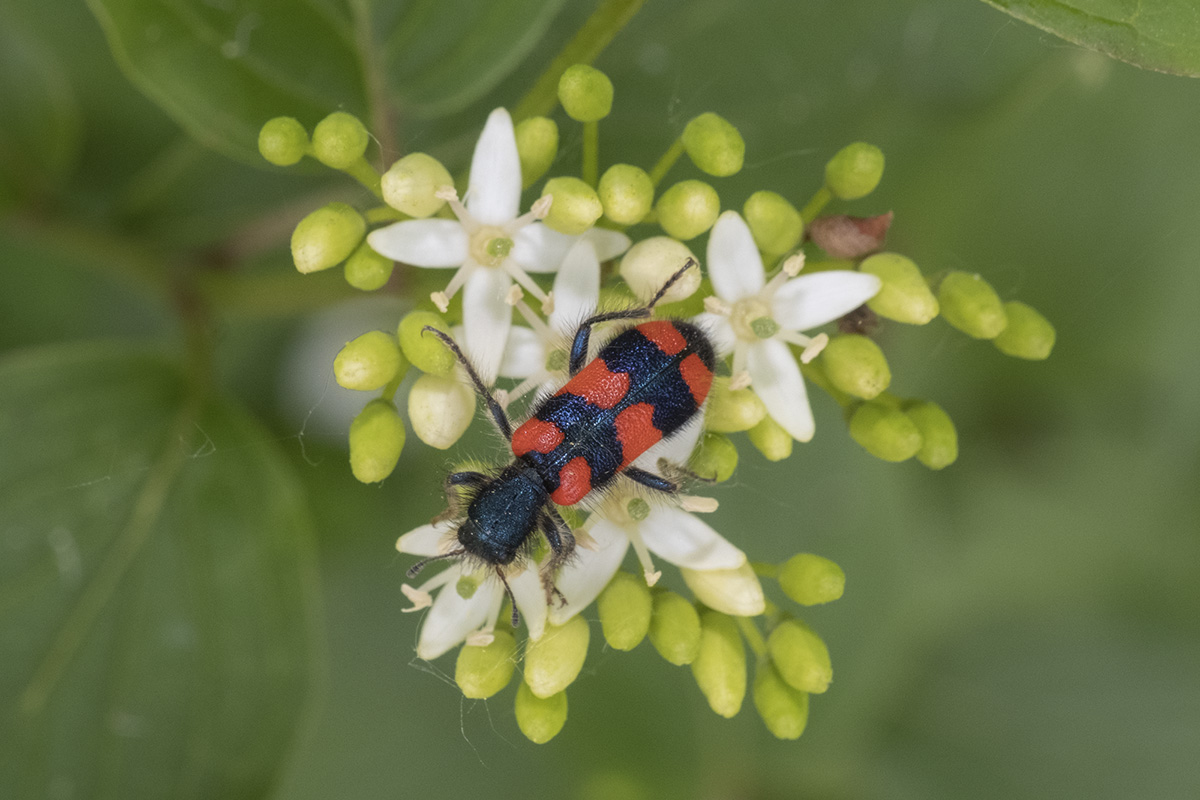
[657,457,717,485]
[538,511,575,606]
[623,466,679,495]
[420,326,514,441]
[433,470,489,523]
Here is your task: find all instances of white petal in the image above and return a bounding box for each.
[549,520,630,626]
[583,227,632,261]
[498,325,545,378]
[508,568,548,641]
[549,239,600,334]
[639,507,747,570]
[746,339,814,442]
[461,268,513,385]
[367,219,467,267]
[466,108,522,225]
[417,578,503,660]
[706,210,765,302]
[681,562,766,616]
[396,522,457,557]
[771,271,882,331]
[511,224,575,273]
[691,312,737,357]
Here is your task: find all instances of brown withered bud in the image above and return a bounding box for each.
[838,304,881,336]
[807,211,894,259]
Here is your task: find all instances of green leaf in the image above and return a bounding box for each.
[0,343,320,799]
[980,0,1200,77]
[85,0,568,163]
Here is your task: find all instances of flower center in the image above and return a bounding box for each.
[469,226,512,267]
[626,497,651,521]
[729,297,774,341]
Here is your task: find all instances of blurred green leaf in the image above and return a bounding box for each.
[0,343,320,799]
[981,0,1200,76]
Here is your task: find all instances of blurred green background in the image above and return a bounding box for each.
[2,0,1198,798]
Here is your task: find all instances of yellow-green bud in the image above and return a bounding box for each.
[704,377,767,433]
[859,252,938,325]
[992,301,1055,360]
[681,562,765,617]
[753,663,809,739]
[767,619,832,694]
[455,629,517,699]
[938,271,1007,339]
[747,415,793,461]
[598,164,654,225]
[682,112,744,177]
[743,191,804,257]
[524,616,589,698]
[688,432,738,482]
[597,572,653,651]
[348,399,406,483]
[689,610,746,718]
[258,117,308,166]
[381,152,452,218]
[648,591,701,665]
[515,117,559,189]
[343,242,394,291]
[849,402,921,462]
[820,334,891,399]
[291,202,365,274]
[514,682,567,744]
[778,553,845,606]
[618,236,700,305]
[904,401,958,470]
[824,142,884,200]
[407,373,475,450]
[311,111,369,170]
[655,180,720,241]
[541,176,603,235]
[334,330,405,391]
[558,64,613,122]
[397,311,455,376]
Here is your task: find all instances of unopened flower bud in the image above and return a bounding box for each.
[343,242,394,290]
[859,252,938,324]
[541,176,603,235]
[311,111,369,170]
[747,415,793,461]
[992,301,1055,360]
[455,628,517,699]
[558,64,613,122]
[681,562,765,617]
[807,212,893,259]
[688,432,738,482]
[655,180,720,241]
[648,591,701,665]
[598,572,653,651]
[515,117,559,189]
[904,401,958,470]
[397,311,456,376]
[515,682,567,744]
[291,202,365,274]
[938,271,1007,339]
[618,236,699,304]
[524,616,590,698]
[820,334,891,400]
[599,164,654,225]
[682,112,744,177]
[767,618,832,694]
[849,402,922,462]
[348,399,405,483]
[824,142,884,200]
[334,330,405,391]
[258,117,308,166]
[408,373,475,449]
[743,191,803,257]
[381,152,452,218]
[779,553,845,606]
[690,610,746,718]
[753,663,809,739]
[704,377,767,433]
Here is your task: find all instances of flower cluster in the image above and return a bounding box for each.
[260,63,1055,742]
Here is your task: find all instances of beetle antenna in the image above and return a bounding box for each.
[406,548,466,578]
[646,257,698,310]
[495,567,521,627]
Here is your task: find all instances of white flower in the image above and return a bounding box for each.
[696,210,881,442]
[368,108,628,384]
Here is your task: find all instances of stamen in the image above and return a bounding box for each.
[508,195,553,230]
[430,291,450,314]
[435,186,478,232]
[466,630,496,647]
[514,299,554,340]
[505,285,524,305]
[492,387,511,409]
[679,495,719,513]
[574,528,599,552]
[800,332,828,363]
[505,376,542,405]
[783,252,805,276]
[729,370,752,391]
[704,296,731,315]
[400,584,433,612]
[623,522,659,585]
[731,344,747,384]
[502,261,551,308]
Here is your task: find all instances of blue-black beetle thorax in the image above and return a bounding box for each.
[459,463,547,565]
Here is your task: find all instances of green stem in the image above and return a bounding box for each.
[799,185,832,222]
[366,205,406,224]
[647,138,684,188]
[751,561,780,580]
[341,156,384,200]
[380,367,406,403]
[582,120,600,187]
[736,616,769,661]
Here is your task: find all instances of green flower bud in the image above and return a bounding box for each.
[904,401,958,470]
[524,616,589,698]
[618,236,700,304]
[753,663,809,740]
[598,572,653,651]
[408,373,475,450]
[397,311,455,376]
[598,163,654,225]
[655,180,720,241]
[348,399,406,483]
[258,117,308,166]
[747,415,793,461]
[515,682,567,744]
[767,619,832,694]
[681,563,766,617]
[541,176,603,236]
[938,271,1007,339]
[558,64,614,122]
[859,252,938,324]
[690,610,746,718]
[291,202,366,274]
[455,629,517,699]
[688,432,738,483]
[848,402,922,462]
[778,553,845,606]
[704,377,767,433]
[992,301,1055,360]
[820,334,891,400]
[682,112,745,177]
[648,591,701,666]
[334,330,405,391]
[515,117,559,189]
[743,191,804,258]
[381,152,452,218]
[824,142,884,200]
[311,111,369,170]
[343,242,394,291]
